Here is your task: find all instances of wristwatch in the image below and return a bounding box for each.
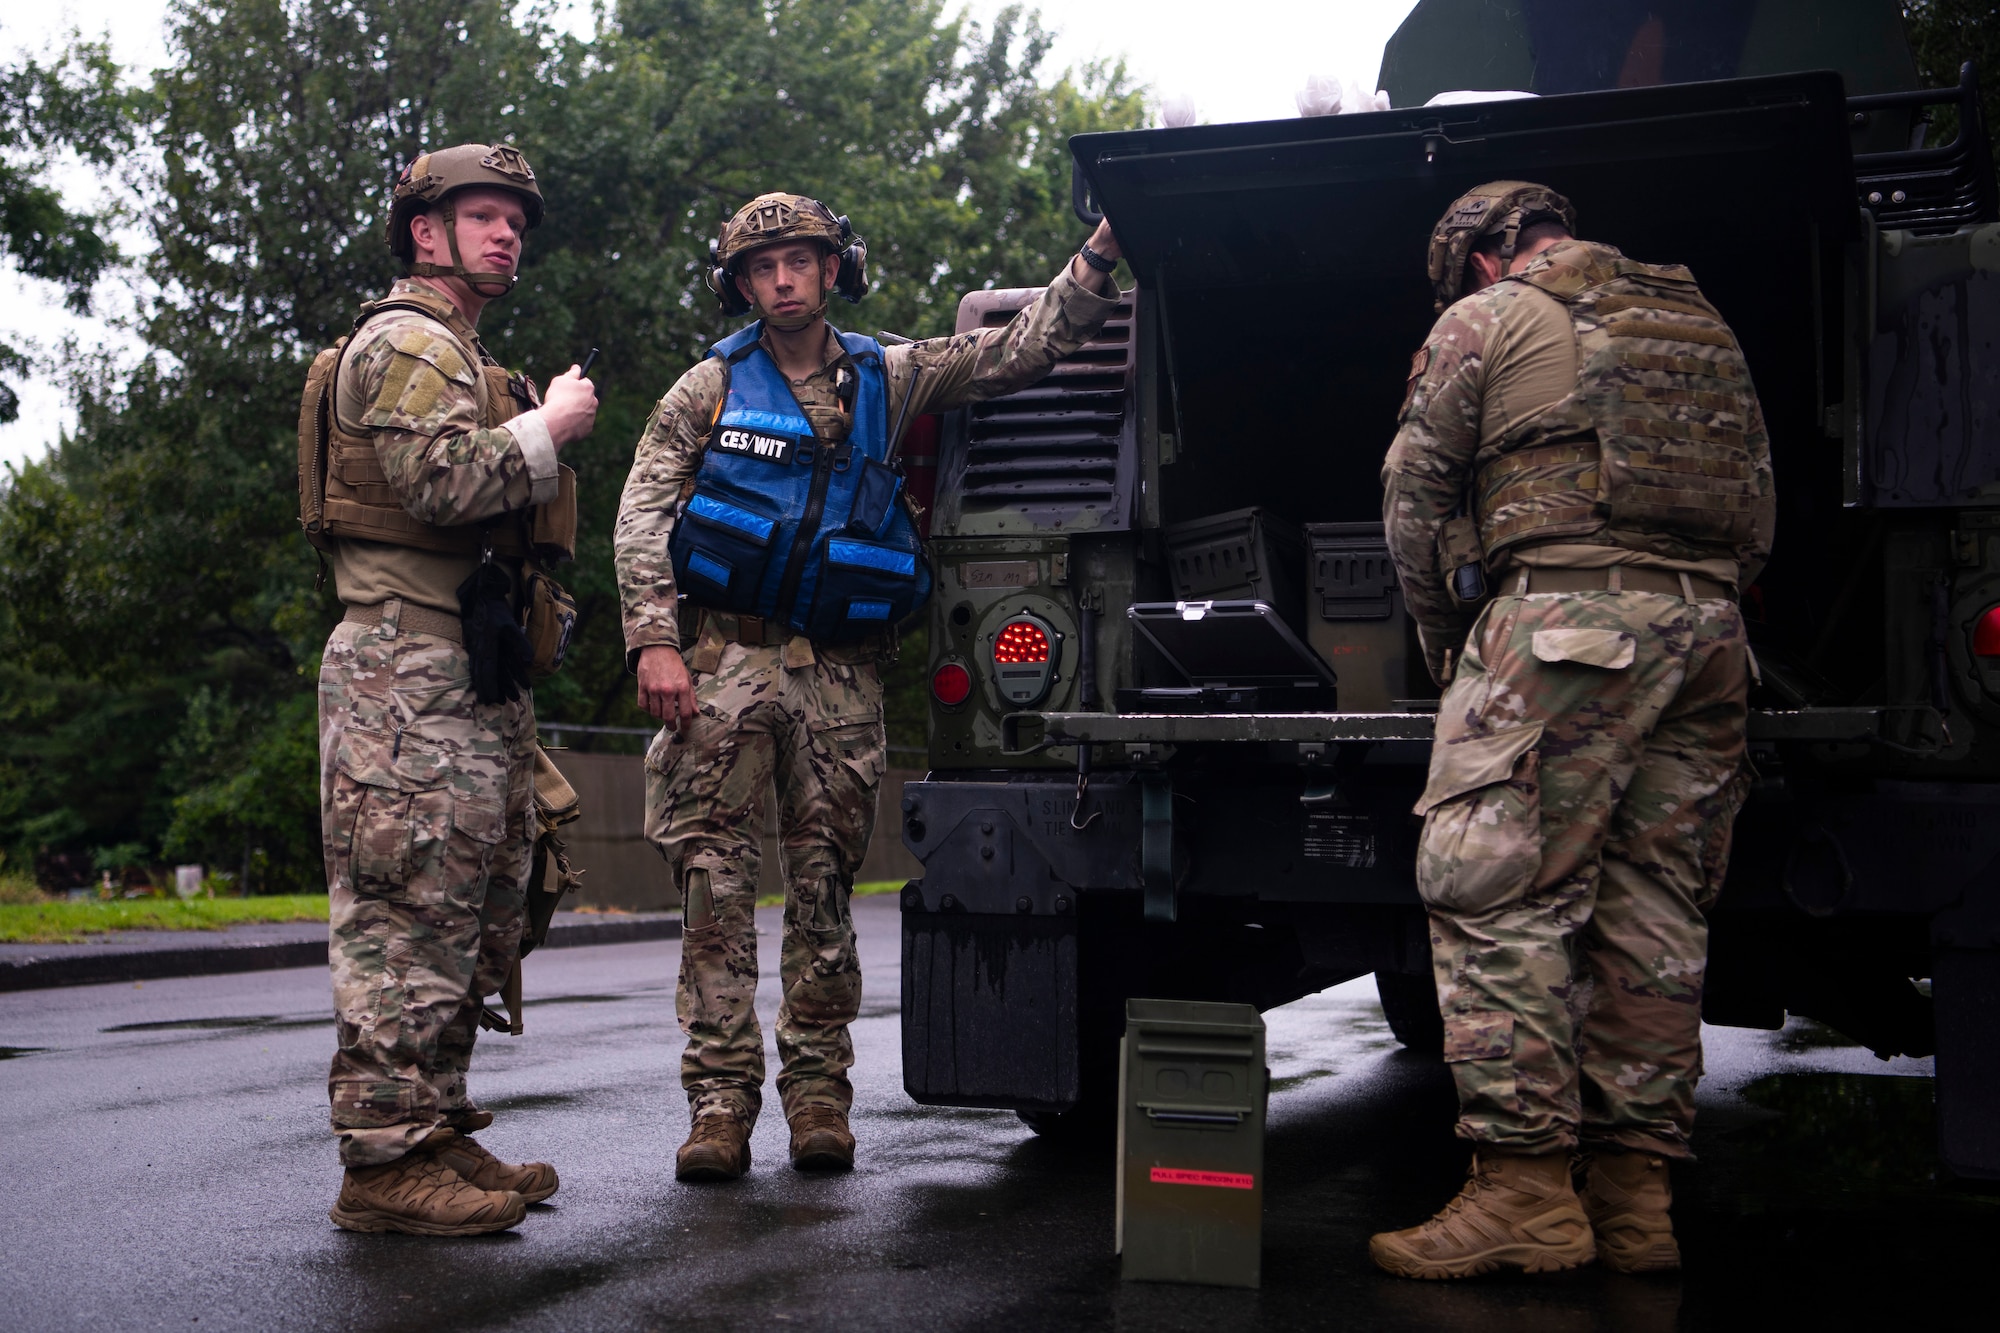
[1078,242,1117,274]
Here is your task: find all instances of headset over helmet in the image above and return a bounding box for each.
[1426,180,1577,311]
[706,192,868,328]
[386,143,545,297]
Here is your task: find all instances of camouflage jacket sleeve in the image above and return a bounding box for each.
[887,264,1121,418]
[614,357,729,665]
[346,316,544,525]
[1382,303,1491,683]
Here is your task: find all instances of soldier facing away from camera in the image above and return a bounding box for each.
[301,143,597,1235]
[615,192,1125,1180]
[1370,181,1774,1279]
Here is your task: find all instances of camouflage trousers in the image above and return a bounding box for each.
[319,602,535,1167]
[1415,585,1751,1159]
[644,639,885,1127]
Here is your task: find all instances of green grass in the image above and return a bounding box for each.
[2,878,913,941]
[755,879,905,910]
[0,895,330,945]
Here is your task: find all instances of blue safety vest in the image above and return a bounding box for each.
[669,322,932,643]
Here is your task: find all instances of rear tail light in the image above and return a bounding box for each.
[992,615,1058,706]
[1976,606,2000,657]
[994,620,1051,664]
[931,661,972,706]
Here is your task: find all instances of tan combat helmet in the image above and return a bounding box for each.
[387,143,545,296]
[1426,180,1577,310]
[706,192,868,327]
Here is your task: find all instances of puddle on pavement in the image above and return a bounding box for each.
[102,1014,327,1032]
[1270,1067,1336,1093]
[484,1092,580,1112]
[0,1046,48,1059]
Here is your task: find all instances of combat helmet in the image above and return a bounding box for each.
[386,143,545,296]
[1426,180,1577,311]
[707,192,868,327]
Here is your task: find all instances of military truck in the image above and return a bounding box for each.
[896,0,2000,1178]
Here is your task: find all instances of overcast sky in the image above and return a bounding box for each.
[0,0,1418,466]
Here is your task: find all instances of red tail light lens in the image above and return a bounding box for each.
[931,661,973,705]
[1975,605,2000,657]
[994,620,1052,664]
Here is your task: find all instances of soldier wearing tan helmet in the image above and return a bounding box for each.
[614,190,1125,1182]
[1370,181,1775,1279]
[298,142,598,1235]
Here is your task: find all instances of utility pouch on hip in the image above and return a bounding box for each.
[522,565,578,680]
[1439,514,1489,608]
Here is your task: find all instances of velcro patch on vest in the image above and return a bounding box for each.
[1605,318,1736,349]
[1617,350,1743,381]
[712,425,795,465]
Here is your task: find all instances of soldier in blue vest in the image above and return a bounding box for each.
[615,192,1123,1180]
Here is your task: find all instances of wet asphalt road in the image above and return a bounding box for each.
[1,894,1990,1332]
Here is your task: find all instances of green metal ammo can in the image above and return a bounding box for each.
[1115,998,1267,1288]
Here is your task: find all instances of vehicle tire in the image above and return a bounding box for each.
[1016,1100,1115,1141]
[1375,970,1444,1056]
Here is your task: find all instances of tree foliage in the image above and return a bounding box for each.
[0,38,143,421]
[0,0,1143,888]
[1902,0,2000,178]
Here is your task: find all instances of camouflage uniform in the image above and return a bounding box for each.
[618,265,1119,1127]
[1384,238,1774,1159]
[320,283,553,1167]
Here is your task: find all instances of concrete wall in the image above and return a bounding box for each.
[552,752,924,912]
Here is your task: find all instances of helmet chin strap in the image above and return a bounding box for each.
[408,198,517,297]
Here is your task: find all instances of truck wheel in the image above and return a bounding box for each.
[1375,971,1444,1056]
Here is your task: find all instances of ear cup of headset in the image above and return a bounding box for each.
[834,237,869,304]
[708,264,753,316]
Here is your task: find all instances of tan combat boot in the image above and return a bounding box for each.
[329,1136,526,1236]
[1370,1151,1597,1280]
[788,1105,855,1172]
[1580,1149,1680,1273]
[432,1134,560,1204]
[676,1115,752,1182]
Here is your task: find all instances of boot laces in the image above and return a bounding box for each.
[792,1106,846,1135]
[690,1116,746,1147]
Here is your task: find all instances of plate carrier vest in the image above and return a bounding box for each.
[1472,240,1763,566]
[297,286,576,561]
[669,323,931,642]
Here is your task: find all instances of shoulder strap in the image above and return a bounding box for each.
[711,321,766,364]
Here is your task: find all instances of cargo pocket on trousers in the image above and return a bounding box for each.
[1414,724,1545,914]
[1442,1010,1516,1065]
[334,727,502,904]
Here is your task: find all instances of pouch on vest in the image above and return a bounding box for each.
[805,532,932,642]
[297,343,344,552]
[672,492,780,607]
[530,464,579,560]
[523,565,578,680]
[1439,513,1489,607]
[846,457,903,539]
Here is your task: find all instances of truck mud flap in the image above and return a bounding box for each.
[901,889,1081,1111]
